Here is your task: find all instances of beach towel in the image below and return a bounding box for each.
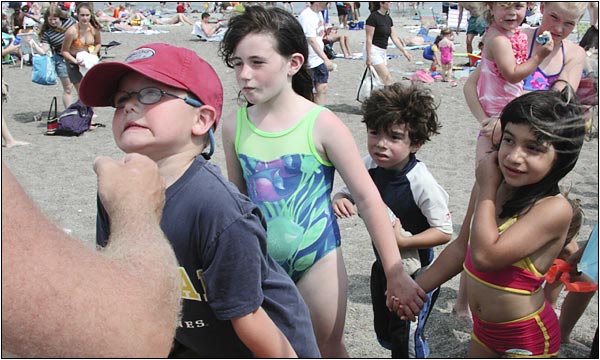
[409,70,434,83]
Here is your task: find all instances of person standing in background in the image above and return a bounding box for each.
[298,2,335,105]
[455,2,487,63]
[364,1,413,86]
[31,5,76,109]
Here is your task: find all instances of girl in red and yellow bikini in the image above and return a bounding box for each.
[409,87,586,358]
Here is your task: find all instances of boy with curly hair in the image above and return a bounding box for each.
[333,82,452,358]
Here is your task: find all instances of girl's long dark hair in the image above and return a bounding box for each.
[219,5,313,102]
[497,86,586,219]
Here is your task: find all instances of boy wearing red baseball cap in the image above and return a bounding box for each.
[80,43,319,358]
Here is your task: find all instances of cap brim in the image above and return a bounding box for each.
[79,62,193,107]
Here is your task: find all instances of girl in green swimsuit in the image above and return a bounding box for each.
[219,6,427,358]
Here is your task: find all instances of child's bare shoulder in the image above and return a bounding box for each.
[528,194,573,224]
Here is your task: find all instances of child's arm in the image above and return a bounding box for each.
[432,45,441,69]
[396,227,451,250]
[221,111,249,195]
[414,234,469,293]
[463,65,492,124]
[413,181,479,295]
[487,29,552,84]
[396,173,453,249]
[470,152,572,271]
[316,112,427,320]
[232,307,297,357]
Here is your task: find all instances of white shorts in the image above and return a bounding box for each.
[363,44,387,66]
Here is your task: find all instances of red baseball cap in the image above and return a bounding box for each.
[79,42,223,128]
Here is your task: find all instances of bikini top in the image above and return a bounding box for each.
[72,23,95,51]
[523,28,565,91]
[463,217,546,295]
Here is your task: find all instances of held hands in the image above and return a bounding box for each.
[385,271,427,321]
[93,153,166,224]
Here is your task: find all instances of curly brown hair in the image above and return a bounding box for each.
[361,82,441,147]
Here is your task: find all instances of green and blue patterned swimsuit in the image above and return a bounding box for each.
[235,106,341,282]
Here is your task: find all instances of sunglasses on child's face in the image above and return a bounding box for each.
[111,87,203,108]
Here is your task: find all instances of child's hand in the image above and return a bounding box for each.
[385,271,426,321]
[393,221,412,249]
[332,197,356,218]
[536,33,554,59]
[476,151,502,191]
[480,117,502,145]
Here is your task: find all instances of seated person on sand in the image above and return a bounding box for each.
[151,13,194,25]
[194,12,227,40]
[324,26,353,58]
[96,9,118,24]
[113,4,130,20]
[404,26,436,46]
[94,10,143,32]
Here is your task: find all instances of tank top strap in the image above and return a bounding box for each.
[235,106,332,166]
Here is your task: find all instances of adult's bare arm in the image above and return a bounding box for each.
[2,155,181,358]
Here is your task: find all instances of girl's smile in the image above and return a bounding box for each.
[498,123,556,187]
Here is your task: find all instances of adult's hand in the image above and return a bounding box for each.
[93,153,166,225]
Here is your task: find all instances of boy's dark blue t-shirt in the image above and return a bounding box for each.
[96,155,319,358]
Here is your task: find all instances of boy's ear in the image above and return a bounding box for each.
[288,52,305,76]
[410,143,422,154]
[191,105,218,136]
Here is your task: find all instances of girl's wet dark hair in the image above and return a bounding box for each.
[219,5,313,102]
[497,86,586,218]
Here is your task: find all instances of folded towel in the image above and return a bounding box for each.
[76,51,99,76]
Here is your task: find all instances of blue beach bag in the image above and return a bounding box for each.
[32,53,57,86]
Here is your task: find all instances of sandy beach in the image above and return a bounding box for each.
[2,4,598,358]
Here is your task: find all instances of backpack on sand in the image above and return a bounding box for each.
[47,98,93,136]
